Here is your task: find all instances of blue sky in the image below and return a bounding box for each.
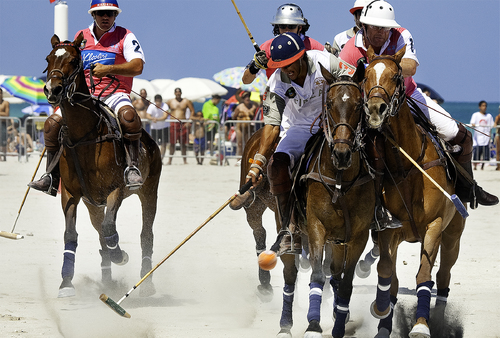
[0,0,498,102]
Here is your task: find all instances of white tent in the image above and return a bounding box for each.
[159,77,227,103]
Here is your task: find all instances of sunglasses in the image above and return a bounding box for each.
[95,10,116,17]
[277,24,298,30]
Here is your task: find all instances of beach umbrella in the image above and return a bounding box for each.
[131,78,158,101]
[21,104,54,116]
[213,66,268,93]
[150,79,175,102]
[0,76,48,105]
[160,77,228,102]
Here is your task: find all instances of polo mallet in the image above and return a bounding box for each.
[385,135,468,219]
[0,147,47,240]
[230,0,261,52]
[100,180,253,318]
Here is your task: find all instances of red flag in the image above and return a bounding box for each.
[50,0,57,3]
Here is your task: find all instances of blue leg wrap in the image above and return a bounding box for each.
[376,275,392,312]
[364,248,379,265]
[416,281,435,321]
[307,282,323,323]
[330,277,340,316]
[62,241,77,279]
[332,295,350,337]
[378,295,397,333]
[105,233,119,249]
[280,284,295,329]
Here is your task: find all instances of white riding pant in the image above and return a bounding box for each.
[276,124,320,168]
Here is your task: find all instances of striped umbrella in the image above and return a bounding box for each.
[0,76,48,105]
[213,66,268,93]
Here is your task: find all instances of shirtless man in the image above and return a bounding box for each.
[165,88,194,164]
[0,89,10,160]
[133,88,149,119]
[232,91,257,156]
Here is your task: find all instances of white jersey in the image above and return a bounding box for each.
[146,102,169,130]
[332,27,356,55]
[470,112,494,146]
[263,50,355,129]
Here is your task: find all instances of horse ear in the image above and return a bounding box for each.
[352,60,365,84]
[74,32,85,49]
[51,34,60,48]
[319,62,337,85]
[366,45,376,63]
[394,45,406,64]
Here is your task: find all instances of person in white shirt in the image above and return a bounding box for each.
[146,95,169,161]
[470,101,494,170]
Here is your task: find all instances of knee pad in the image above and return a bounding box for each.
[118,106,142,140]
[267,152,292,195]
[449,124,472,164]
[43,114,62,151]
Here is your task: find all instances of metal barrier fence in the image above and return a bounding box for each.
[3,115,499,167]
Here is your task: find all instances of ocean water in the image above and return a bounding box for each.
[8,101,500,125]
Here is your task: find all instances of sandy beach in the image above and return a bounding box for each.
[0,157,499,338]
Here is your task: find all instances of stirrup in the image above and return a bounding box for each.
[276,229,302,256]
[28,173,58,197]
[124,166,143,190]
[370,205,403,231]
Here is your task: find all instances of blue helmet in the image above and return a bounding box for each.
[88,0,122,14]
[268,33,305,68]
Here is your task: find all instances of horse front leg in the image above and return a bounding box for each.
[356,229,380,279]
[277,253,298,338]
[58,190,79,298]
[304,222,326,338]
[102,189,128,266]
[409,218,443,338]
[372,229,399,338]
[138,187,158,297]
[246,198,273,296]
[85,203,110,283]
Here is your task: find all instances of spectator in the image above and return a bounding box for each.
[146,94,169,161]
[165,88,194,165]
[191,110,206,165]
[0,88,10,160]
[202,94,221,155]
[232,91,257,156]
[470,101,494,170]
[494,105,500,170]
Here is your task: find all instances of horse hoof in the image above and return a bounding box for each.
[355,260,371,279]
[304,320,322,338]
[256,284,273,302]
[409,323,430,338]
[299,253,311,270]
[276,328,292,338]
[139,278,156,297]
[58,287,76,298]
[113,250,129,266]
[303,331,322,338]
[370,300,391,319]
[374,327,391,338]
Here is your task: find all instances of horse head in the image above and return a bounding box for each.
[319,61,365,170]
[363,45,406,130]
[44,33,86,105]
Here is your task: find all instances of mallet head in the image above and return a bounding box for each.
[99,294,131,318]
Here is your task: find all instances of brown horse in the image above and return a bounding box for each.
[44,34,162,298]
[363,46,466,338]
[292,63,375,338]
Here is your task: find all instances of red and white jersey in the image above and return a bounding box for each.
[339,27,418,96]
[75,23,145,98]
[260,34,325,79]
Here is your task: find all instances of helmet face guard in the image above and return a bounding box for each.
[360,0,400,28]
[88,0,122,14]
[268,33,306,68]
[270,3,305,26]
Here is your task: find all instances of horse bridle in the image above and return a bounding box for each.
[322,80,364,153]
[362,55,406,121]
[45,43,85,106]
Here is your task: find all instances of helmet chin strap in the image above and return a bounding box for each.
[94,20,112,33]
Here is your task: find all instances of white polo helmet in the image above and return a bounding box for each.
[350,0,372,14]
[360,0,400,28]
[270,3,306,25]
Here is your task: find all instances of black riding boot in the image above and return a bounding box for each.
[450,124,498,209]
[124,139,143,190]
[275,192,301,255]
[28,150,60,197]
[455,160,498,209]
